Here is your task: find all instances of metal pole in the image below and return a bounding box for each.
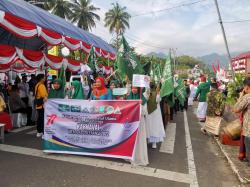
[172,48,177,71]
[214,0,235,78]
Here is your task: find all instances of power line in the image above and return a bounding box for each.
[125,34,170,49]
[125,34,170,50]
[131,0,209,18]
[223,19,250,23]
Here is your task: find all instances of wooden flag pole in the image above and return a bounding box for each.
[105,69,118,82]
[140,87,142,102]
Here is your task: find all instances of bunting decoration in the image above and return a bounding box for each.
[0,44,81,72]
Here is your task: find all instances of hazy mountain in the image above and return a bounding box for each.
[198,52,242,68]
[146,51,244,69]
[146,52,166,59]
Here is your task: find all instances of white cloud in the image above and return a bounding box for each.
[90,0,250,56]
[212,34,223,45]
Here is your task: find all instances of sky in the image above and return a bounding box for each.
[90,0,250,57]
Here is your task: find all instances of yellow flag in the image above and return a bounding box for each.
[48,46,59,56]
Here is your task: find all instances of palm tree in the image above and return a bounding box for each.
[69,0,100,31]
[24,0,50,10]
[46,0,73,19]
[104,2,131,50]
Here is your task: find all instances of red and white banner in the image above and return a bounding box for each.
[44,99,141,160]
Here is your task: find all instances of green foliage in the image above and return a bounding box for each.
[69,0,100,31]
[26,0,100,31]
[104,3,131,49]
[176,55,202,68]
[47,0,73,19]
[104,3,131,35]
[226,74,244,105]
[179,73,188,79]
[24,0,50,10]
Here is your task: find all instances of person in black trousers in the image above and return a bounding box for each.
[183,80,190,110]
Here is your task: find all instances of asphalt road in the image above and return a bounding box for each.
[0,106,240,187]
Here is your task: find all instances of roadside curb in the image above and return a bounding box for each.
[214,137,247,185]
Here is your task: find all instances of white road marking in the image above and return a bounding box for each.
[184,110,199,187]
[11,126,34,133]
[0,144,195,184]
[160,123,176,154]
[26,130,37,135]
[214,138,246,183]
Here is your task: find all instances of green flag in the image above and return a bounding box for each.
[87,47,96,72]
[153,63,162,84]
[175,79,187,107]
[58,66,66,88]
[116,36,144,81]
[160,55,174,98]
[143,61,151,76]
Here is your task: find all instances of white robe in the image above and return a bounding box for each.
[147,95,166,143]
[131,104,149,166]
[197,102,208,120]
[188,84,197,106]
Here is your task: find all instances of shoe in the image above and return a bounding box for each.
[36,133,42,137]
[152,143,157,149]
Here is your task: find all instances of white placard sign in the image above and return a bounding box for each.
[132,74,150,88]
[112,88,128,96]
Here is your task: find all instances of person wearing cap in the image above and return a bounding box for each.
[18,73,31,126]
[201,82,225,134]
[194,76,210,122]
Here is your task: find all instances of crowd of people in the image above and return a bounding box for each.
[187,75,250,167]
[1,71,250,167]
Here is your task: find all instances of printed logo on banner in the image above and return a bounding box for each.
[58,104,123,115]
[46,115,57,126]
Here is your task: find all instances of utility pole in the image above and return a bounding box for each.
[214,0,235,78]
[171,48,177,71]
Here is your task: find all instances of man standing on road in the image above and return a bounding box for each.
[201,82,225,134]
[194,76,210,122]
[18,74,31,126]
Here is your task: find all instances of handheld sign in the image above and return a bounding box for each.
[132,74,150,88]
[112,88,128,96]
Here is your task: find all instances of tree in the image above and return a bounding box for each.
[70,0,100,31]
[24,0,50,9]
[175,55,202,69]
[104,3,131,50]
[46,0,73,19]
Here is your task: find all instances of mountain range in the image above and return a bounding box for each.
[197,52,242,68]
[146,52,167,59]
[146,51,244,69]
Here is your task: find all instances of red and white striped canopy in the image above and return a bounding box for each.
[0,44,82,73]
[0,0,116,72]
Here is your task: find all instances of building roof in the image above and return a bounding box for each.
[232,51,250,60]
